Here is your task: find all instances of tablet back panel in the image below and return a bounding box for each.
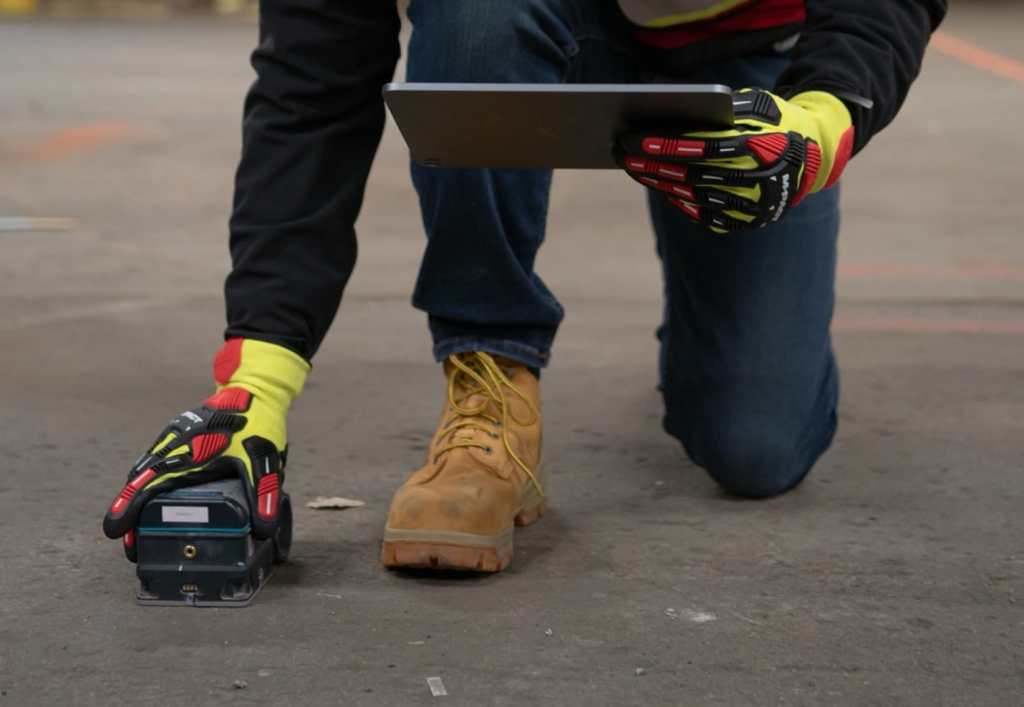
[384,83,734,170]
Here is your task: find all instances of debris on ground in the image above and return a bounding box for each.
[635,667,646,676]
[305,496,366,510]
[665,608,717,623]
[232,680,248,690]
[544,628,553,636]
[681,609,717,623]
[426,676,447,697]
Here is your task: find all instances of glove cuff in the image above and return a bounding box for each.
[212,338,310,410]
[791,91,855,192]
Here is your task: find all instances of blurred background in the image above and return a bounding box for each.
[0,0,258,18]
[2,2,1022,706]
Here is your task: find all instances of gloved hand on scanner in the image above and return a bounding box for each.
[102,338,309,546]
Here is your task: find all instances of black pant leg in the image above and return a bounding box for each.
[225,0,401,360]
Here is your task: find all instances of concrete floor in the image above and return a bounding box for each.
[1,5,1022,705]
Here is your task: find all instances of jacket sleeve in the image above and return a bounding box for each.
[774,0,948,154]
[225,1,401,360]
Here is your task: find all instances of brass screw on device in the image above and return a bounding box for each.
[183,544,198,560]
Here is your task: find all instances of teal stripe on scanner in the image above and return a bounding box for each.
[137,525,251,535]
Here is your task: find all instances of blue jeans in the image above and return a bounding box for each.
[406,0,839,498]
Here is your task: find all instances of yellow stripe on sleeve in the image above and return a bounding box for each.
[624,0,750,28]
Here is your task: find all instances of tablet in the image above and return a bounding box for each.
[383,82,733,170]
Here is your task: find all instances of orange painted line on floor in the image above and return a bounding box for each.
[834,316,1024,336]
[838,262,1024,282]
[28,121,143,161]
[931,30,1024,85]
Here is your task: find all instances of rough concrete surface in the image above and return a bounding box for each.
[1,5,1022,706]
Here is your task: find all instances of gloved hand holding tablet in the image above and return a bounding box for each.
[618,88,854,234]
[385,83,851,233]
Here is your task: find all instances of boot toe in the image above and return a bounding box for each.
[385,479,511,536]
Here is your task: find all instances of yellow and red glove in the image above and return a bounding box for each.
[102,338,309,546]
[619,88,855,234]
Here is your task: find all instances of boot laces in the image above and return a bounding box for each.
[433,352,543,498]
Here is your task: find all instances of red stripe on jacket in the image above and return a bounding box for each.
[632,0,806,49]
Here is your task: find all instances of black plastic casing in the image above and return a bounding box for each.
[132,478,291,607]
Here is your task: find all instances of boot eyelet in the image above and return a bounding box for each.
[484,446,493,454]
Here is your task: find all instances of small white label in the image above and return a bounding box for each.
[162,506,209,524]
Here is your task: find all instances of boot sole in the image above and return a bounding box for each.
[381,501,545,573]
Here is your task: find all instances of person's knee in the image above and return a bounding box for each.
[699,423,812,498]
[408,0,570,83]
[666,398,834,498]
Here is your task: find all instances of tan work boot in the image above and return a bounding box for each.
[381,351,545,572]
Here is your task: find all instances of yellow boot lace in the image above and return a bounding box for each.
[433,352,544,498]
